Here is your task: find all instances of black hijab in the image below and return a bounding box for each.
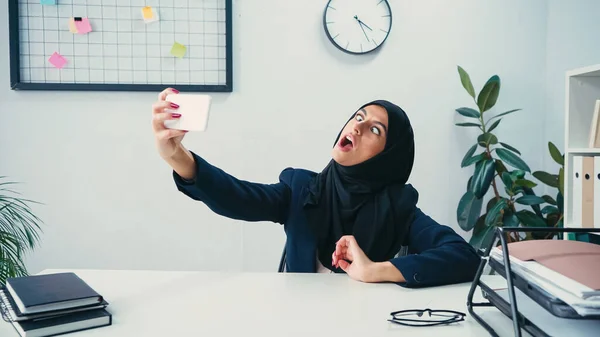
[303,100,419,272]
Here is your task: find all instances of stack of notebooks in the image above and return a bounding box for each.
[485,239,600,336]
[0,272,112,337]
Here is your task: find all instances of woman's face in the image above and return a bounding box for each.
[332,104,389,166]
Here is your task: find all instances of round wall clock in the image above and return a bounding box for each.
[323,0,392,55]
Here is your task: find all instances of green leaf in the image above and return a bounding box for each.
[455,122,481,128]
[516,210,547,227]
[477,133,498,147]
[548,142,564,166]
[487,119,501,133]
[457,190,484,231]
[456,107,481,118]
[542,206,560,215]
[461,144,478,167]
[546,213,560,226]
[0,177,45,285]
[477,75,500,113]
[495,160,508,176]
[558,167,564,196]
[467,176,473,191]
[501,172,513,189]
[488,109,521,122]
[510,170,526,180]
[542,195,557,205]
[515,179,537,188]
[462,153,486,168]
[522,187,543,217]
[496,148,531,172]
[472,215,487,236]
[486,198,508,226]
[458,66,476,99]
[532,171,558,188]
[516,195,546,205]
[470,216,496,250]
[503,212,520,228]
[557,192,564,214]
[486,197,499,212]
[499,142,521,155]
[472,159,496,198]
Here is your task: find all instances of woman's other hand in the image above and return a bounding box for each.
[332,235,374,282]
[332,235,405,283]
[152,87,187,160]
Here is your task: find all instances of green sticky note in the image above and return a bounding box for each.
[170,42,186,58]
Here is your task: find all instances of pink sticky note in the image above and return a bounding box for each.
[74,18,92,34]
[48,52,67,68]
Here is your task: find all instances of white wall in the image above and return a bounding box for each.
[0,0,549,274]
[544,0,600,172]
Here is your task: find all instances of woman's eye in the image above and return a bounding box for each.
[371,127,380,135]
[356,115,364,122]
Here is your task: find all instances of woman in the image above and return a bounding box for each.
[151,88,480,287]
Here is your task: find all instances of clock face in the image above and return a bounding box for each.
[323,0,392,55]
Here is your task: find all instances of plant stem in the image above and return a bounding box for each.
[485,144,501,202]
[544,214,564,240]
[478,106,520,241]
[481,112,521,242]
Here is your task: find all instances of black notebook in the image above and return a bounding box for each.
[6,273,103,315]
[0,288,108,322]
[10,308,112,337]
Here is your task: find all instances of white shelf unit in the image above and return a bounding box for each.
[564,64,600,233]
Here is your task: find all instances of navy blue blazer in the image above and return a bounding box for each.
[173,152,481,288]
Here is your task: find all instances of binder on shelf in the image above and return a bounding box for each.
[466,227,600,337]
[595,156,600,228]
[589,100,600,148]
[573,156,583,227]
[582,156,595,228]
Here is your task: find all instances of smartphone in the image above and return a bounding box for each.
[164,94,211,131]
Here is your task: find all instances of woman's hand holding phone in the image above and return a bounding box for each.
[152,87,196,180]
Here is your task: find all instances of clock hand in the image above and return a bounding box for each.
[353,15,373,31]
[358,22,370,41]
[358,19,373,31]
[354,15,371,41]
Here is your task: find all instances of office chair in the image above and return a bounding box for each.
[278,247,286,272]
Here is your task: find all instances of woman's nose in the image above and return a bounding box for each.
[353,122,364,135]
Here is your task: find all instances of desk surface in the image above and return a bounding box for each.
[0,269,526,337]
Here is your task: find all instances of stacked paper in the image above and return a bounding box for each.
[491,241,600,317]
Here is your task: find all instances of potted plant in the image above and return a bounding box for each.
[0,176,44,285]
[454,66,564,250]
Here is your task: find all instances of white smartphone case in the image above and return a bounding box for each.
[163,94,211,131]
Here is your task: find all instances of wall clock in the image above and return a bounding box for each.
[323,0,392,55]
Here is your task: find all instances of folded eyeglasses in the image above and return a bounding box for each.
[388,308,466,327]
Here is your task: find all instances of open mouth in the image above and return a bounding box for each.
[338,135,354,152]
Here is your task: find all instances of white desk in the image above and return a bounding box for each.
[0,269,527,337]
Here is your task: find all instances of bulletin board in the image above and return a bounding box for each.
[8,0,233,92]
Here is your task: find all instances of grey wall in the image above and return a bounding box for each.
[0,0,550,274]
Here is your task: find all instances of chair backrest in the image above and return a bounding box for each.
[278,247,286,272]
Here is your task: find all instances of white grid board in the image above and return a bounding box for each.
[17,0,228,86]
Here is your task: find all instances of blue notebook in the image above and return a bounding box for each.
[6,273,103,315]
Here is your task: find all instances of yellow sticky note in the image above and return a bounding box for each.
[170,42,186,58]
[68,18,78,33]
[142,6,153,19]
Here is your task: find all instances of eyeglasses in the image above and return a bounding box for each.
[388,308,466,327]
